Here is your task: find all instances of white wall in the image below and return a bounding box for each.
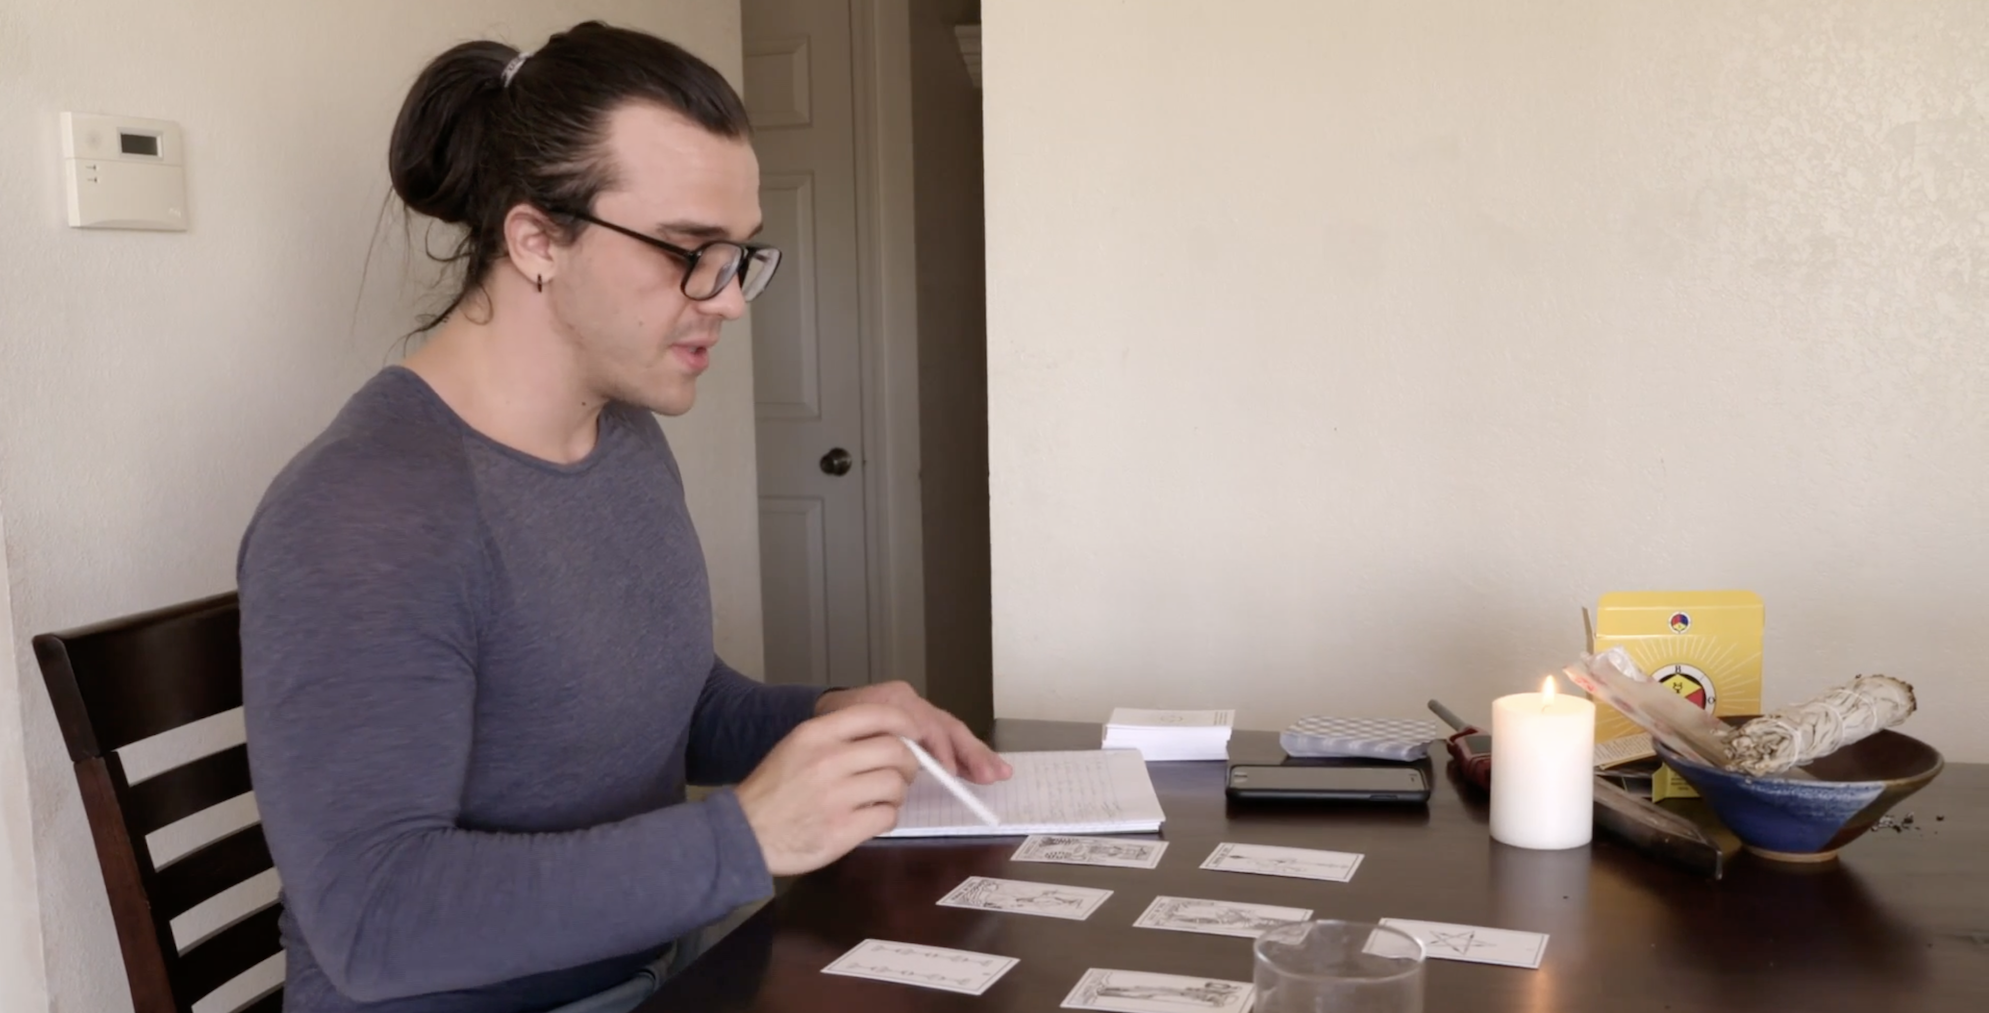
[0,3,760,1011]
[984,0,1989,761]
[0,507,44,1012]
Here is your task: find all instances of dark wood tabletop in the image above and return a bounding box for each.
[641,720,1989,1012]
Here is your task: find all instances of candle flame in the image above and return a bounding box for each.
[1541,675,1557,704]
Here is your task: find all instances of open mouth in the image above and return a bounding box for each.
[672,343,711,372]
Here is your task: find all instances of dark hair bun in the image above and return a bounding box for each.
[387,22,752,334]
[388,40,516,225]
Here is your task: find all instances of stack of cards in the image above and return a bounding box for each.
[1594,732,1656,768]
[1103,708,1235,761]
[1279,716,1440,761]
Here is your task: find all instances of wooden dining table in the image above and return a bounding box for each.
[640,719,1989,1012]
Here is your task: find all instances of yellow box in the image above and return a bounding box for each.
[1592,591,1763,800]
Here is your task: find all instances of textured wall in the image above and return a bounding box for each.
[984,1,1989,759]
[0,3,756,1010]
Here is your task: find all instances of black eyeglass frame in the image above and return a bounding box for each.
[560,209,781,302]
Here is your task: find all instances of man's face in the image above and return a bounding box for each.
[549,102,761,416]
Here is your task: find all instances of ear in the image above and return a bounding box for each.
[501,203,564,286]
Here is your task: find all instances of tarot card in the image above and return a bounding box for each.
[1013,834,1168,869]
[938,876,1113,920]
[1132,895,1312,939]
[1369,918,1548,969]
[1061,968,1254,1013]
[822,939,1019,995]
[1199,841,1362,882]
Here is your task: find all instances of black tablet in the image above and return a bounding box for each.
[1225,758,1433,804]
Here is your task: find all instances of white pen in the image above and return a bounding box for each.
[898,735,1001,827]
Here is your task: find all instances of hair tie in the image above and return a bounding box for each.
[501,51,532,87]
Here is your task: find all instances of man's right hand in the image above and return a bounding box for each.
[734,703,922,876]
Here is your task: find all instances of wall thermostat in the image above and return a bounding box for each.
[61,112,187,231]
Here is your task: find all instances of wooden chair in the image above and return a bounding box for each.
[34,591,282,1013]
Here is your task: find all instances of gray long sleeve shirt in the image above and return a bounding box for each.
[239,367,821,1013]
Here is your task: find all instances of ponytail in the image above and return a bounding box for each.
[385,22,751,332]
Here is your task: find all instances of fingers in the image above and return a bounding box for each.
[886,689,967,776]
[804,701,922,744]
[817,733,919,783]
[847,798,904,840]
[743,700,941,877]
[919,714,962,775]
[805,692,1006,786]
[945,719,1011,784]
[835,767,912,812]
[825,769,909,846]
[961,746,1010,785]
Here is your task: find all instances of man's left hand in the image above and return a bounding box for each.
[815,681,1012,784]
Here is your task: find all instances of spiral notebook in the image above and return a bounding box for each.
[879,749,1166,838]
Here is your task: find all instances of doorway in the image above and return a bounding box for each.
[742,0,990,732]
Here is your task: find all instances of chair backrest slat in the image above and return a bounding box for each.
[125,743,255,838]
[236,985,284,1013]
[36,592,242,759]
[33,592,283,1013]
[151,824,274,922]
[173,903,283,1009]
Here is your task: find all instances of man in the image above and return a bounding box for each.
[240,23,1006,1013]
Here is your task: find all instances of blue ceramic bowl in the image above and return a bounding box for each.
[1655,729,1944,862]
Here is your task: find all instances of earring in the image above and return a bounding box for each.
[535,275,544,293]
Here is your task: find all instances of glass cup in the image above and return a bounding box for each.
[1253,920,1426,1013]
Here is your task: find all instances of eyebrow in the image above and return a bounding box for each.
[656,219,766,243]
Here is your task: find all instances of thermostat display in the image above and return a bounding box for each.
[61,112,187,231]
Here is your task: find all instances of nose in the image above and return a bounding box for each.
[698,276,749,321]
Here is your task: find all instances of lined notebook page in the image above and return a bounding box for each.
[879,749,1166,838]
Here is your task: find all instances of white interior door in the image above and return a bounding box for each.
[744,0,872,687]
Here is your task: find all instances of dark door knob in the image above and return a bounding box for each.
[819,447,853,476]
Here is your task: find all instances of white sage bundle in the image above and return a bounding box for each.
[1725,675,1917,776]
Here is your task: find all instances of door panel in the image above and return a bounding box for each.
[757,498,829,686]
[745,0,871,687]
[751,174,819,418]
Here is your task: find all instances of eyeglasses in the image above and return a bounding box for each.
[563,210,782,302]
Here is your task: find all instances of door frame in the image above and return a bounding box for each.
[848,0,926,693]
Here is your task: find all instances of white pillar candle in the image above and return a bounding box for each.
[1490,676,1596,850]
